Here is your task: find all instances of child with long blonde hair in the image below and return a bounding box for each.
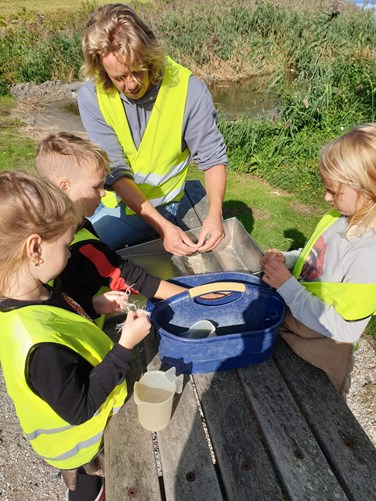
[0,171,151,500]
[261,123,376,396]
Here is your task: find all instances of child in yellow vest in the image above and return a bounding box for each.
[0,171,151,500]
[35,131,186,327]
[261,123,376,396]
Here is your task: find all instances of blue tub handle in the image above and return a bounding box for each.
[188,281,246,306]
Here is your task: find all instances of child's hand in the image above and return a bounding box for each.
[118,310,151,350]
[93,291,129,315]
[262,259,292,289]
[260,248,286,268]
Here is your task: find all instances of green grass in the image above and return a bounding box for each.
[0,0,110,18]
[0,97,36,171]
[187,166,323,252]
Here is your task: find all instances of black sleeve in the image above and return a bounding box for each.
[58,238,161,316]
[27,343,135,425]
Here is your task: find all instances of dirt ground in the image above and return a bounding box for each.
[1,80,375,500]
[10,80,85,140]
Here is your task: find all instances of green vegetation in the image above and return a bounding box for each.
[0,0,108,18]
[2,0,375,204]
[1,0,376,340]
[0,97,36,171]
[215,1,376,203]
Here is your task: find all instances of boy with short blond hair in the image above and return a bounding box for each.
[36,132,184,325]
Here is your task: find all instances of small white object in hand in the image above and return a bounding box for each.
[115,305,151,333]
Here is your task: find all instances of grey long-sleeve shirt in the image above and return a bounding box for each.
[77,75,228,187]
[279,216,376,343]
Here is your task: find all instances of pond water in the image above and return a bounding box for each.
[208,76,277,120]
[209,1,375,119]
[44,60,356,125]
[43,77,277,125]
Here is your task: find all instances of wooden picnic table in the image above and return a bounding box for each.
[104,181,376,501]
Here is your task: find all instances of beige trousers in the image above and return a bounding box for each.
[280,309,354,397]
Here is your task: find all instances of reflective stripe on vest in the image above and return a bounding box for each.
[0,305,127,469]
[97,57,191,214]
[292,210,376,320]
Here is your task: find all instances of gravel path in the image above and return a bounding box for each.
[347,334,376,445]
[0,368,66,501]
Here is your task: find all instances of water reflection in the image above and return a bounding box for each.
[209,76,276,120]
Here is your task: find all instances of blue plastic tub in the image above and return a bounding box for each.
[148,272,286,374]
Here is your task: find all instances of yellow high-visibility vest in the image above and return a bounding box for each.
[293,210,376,320]
[97,57,191,214]
[0,305,127,469]
[53,226,108,328]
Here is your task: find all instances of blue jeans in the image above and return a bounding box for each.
[88,201,179,250]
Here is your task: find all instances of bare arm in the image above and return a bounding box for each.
[196,164,226,252]
[153,280,186,299]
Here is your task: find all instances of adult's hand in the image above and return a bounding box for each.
[161,220,199,256]
[196,213,225,252]
[114,177,198,255]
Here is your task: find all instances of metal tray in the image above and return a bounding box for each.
[117,217,264,280]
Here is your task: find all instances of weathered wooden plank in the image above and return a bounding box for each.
[193,370,285,501]
[105,406,162,501]
[141,327,223,500]
[157,375,223,501]
[274,339,376,500]
[105,402,162,501]
[238,358,347,500]
[143,328,161,372]
[103,330,162,501]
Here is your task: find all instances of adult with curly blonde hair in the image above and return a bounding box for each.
[78,3,227,255]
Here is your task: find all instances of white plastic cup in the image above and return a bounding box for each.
[187,320,216,339]
[134,368,183,431]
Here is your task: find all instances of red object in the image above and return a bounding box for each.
[79,244,139,294]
